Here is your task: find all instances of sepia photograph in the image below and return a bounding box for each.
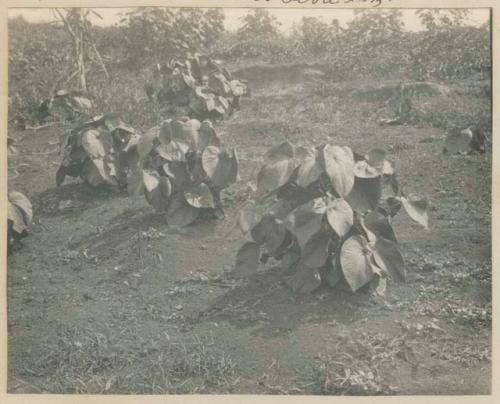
[3,0,494,397]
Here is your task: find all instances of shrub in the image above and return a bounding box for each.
[124,117,239,224]
[146,53,249,121]
[56,113,136,187]
[234,141,428,294]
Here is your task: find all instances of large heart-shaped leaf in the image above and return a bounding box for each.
[156,141,189,162]
[171,119,201,151]
[163,162,191,193]
[198,120,221,151]
[9,191,33,226]
[81,129,113,158]
[166,192,200,227]
[201,146,239,190]
[137,126,160,158]
[326,197,354,238]
[301,230,332,269]
[371,237,406,282]
[321,145,355,197]
[346,176,382,214]
[184,183,215,209]
[401,195,429,230]
[295,146,323,188]
[284,199,326,248]
[238,201,263,234]
[234,242,261,278]
[340,235,376,292]
[144,175,172,212]
[362,211,397,243]
[8,202,28,234]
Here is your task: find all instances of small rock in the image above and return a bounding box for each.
[175,305,183,311]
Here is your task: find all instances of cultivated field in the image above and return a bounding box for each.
[7,61,492,394]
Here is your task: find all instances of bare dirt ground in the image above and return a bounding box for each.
[7,66,492,395]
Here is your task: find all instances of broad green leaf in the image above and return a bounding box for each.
[345,176,382,214]
[137,126,160,158]
[163,162,191,193]
[256,154,296,199]
[326,197,353,238]
[284,199,325,248]
[9,191,33,226]
[171,119,201,151]
[201,146,239,190]
[81,129,112,158]
[295,146,323,188]
[340,235,376,292]
[371,237,406,282]
[401,195,429,230]
[238,201,262,234]
[321,145,355,197]
[142,170,159,193]
[166,192,200,227]
[198,120,221,151]
[8,202,28,234]
[234,242,261,278]
[156,141,189,162]
[184,183,215,209]
[145,176,172,212]
[362,210,397,243]
[301,230,331,269]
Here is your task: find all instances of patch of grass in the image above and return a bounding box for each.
[405,91,491,132]
[11,326,238,394]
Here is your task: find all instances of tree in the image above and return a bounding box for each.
[54,8,109,92]
[237,9,281,40]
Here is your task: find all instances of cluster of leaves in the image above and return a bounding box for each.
[123,117,239,226]
[234,141,428,294]
[146,53,249,121]
[56,113,135,187]
[8,192,33,253]
[443,127,488,155]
